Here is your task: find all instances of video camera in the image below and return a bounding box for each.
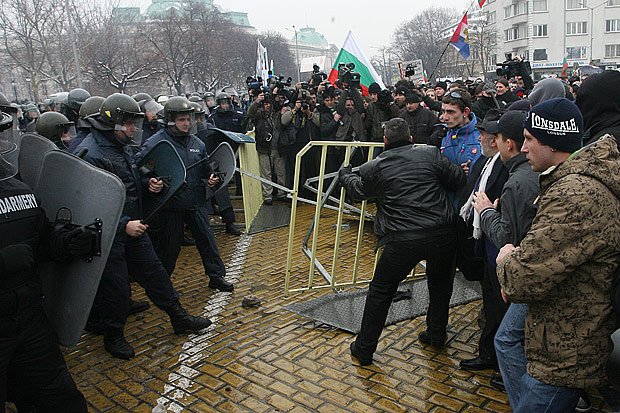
[496,53,532,79]
[405,63,416,78]
[269,75,293,90]
[338,62,361,88]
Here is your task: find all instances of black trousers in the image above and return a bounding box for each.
[94,234,179,331]
[150,207,227,279]
[0,304,86,412]
[355,233,457,356]
[478,257,509,361]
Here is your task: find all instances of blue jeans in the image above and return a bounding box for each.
[495,303,527,407]
[514,372,581,412]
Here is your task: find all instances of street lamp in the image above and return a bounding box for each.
[25,78,33,102]
[293,25,301,83]
[11,79,18,102]
[578,0,610,62]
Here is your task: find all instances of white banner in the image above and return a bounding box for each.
[300,56,326,73]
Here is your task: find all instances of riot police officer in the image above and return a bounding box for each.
[62,88,91,124]
[68,95,105,152]
[35,111,76,149]
[0,110,89,412]
[136,96,234,292]
[75,93,211,359]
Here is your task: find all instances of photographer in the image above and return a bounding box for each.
[248,91,286,205]
[280,90,320,191]
[365,88,400,144]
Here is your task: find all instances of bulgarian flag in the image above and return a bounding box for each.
[328,31,385,96]
[479,0,486,6]
[561,56,568,77]
[423,69,429,83]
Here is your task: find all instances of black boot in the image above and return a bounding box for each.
[103,329,135,360]
[208,275,234,292]
[128,298,150,316]
[225,222,241,236]
[166,302,212,334]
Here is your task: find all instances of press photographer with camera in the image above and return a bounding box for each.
[247,90,286,205]
[280,89,320,192]
[365,87,400,146]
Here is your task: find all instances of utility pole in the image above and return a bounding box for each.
[293,25,300,83]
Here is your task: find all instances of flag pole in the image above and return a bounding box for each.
[426,0,481,83]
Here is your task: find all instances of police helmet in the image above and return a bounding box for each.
[0,92,17,115]
[163,96,194,124]
[100,93,144,144]
[66,88,91,111]
[36,111,76,147]
[190,101,205,116]
[188,95,202,104]
[132,92,152,102]
[79,96,105,119]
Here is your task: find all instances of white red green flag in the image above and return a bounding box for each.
[327,31,385,95]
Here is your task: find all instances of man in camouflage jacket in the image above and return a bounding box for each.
[496,98,620,412]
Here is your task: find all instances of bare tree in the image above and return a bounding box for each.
[391,7,460,81]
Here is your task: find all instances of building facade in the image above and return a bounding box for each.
[484,0,620,77]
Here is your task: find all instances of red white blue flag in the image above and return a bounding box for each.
[450,13,470,60]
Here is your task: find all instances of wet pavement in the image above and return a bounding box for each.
[10,202,615,412]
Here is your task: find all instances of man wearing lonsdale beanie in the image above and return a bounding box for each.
[495,97,620,411]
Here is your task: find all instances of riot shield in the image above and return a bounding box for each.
[205,141,235,200]
[135,140,186,225]
[35,150,125,347]
[18,133,58,189]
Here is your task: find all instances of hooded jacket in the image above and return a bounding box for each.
[576,70,620,146]
[440,115,482,172]
[497,136,620,388]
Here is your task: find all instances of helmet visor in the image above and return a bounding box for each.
[59,123,77,149]
[167,112,196,136]
[114,116,144,146]
[0,113,17,180]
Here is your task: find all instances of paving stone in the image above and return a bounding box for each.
[48,203,616,413]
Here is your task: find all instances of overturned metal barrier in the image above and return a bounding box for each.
[285,141,427,297]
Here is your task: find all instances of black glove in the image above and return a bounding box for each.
[338,164,353,182]
[0,244,34,276]
[64,227,93,257]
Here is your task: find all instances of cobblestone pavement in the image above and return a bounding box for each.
[13,203,614,412]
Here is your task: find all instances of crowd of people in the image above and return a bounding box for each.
[0,66,619,412]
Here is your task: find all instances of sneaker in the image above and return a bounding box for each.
[575,395,592,413]
[418,330,446,347]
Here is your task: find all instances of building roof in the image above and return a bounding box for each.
[293,27,329,48]
[145,0,214,18]
[222,11,252,28]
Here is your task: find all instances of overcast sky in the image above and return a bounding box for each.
[126,0,470,58]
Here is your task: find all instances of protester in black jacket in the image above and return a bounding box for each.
[340,118,465,365]
[576,70,620,146]
[399,92,440,145]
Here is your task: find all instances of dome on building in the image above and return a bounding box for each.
[293,27,329,48]
[145,0,215,18]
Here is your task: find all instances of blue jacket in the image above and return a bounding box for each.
[440,115,482,174]
[136,128,213,210]
[74,128,143,237]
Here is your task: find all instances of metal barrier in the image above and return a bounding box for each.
[284,141,427,297]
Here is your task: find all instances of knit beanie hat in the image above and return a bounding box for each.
[525,98,583,153]
[528,78,566,107]
[368,82,381,95]
[435,81,448,91]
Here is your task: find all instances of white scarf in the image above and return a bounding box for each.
[459,152,500,239]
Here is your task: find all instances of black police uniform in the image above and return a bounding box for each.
[75,128,181,334]
[135,127,228,282]
[0,177,87,412]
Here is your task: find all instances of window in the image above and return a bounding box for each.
[566,21,588,35]
[533,49,548,60]
[607,19,620,32]
[533,0,548,11]
[605,44,620,57]
[533,24,548,36]
[504,25,527,41]
[487,11,497,24]
[566,46,587,59]
[566,0,586,8]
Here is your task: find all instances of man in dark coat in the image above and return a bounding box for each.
[399,92,440,145]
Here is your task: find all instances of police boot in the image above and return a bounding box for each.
[103,328,135,360]
[128,298,150,316]
[225,222,241,236]
[166,302,212,334]
[208,275,234,292]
